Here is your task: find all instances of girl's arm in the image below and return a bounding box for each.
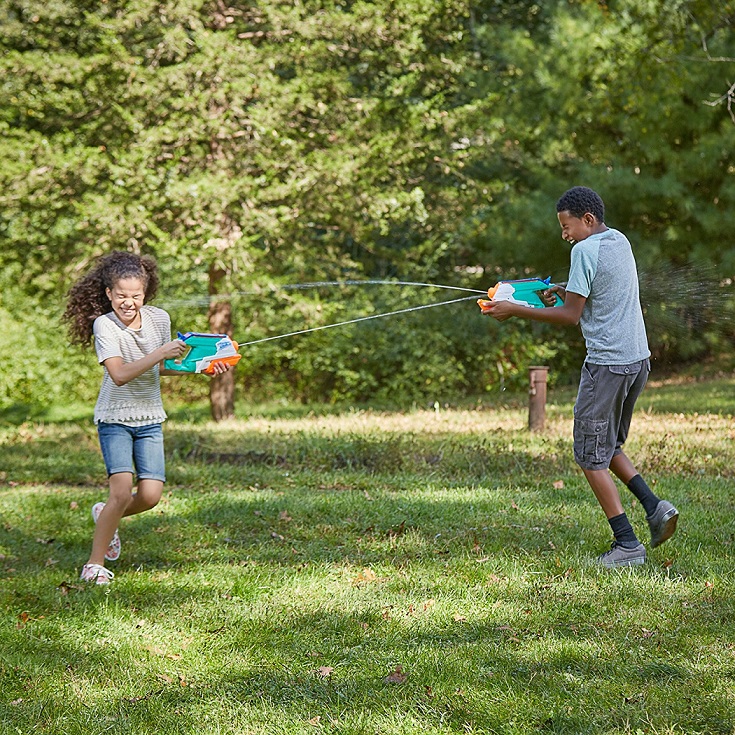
[159,361,233,377]
[103,339,186,386]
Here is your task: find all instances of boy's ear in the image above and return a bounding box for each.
[582,212,596,226]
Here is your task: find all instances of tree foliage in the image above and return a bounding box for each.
[0,0,733,411]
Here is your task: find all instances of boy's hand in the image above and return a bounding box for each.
[481,300,517,322]
[541,285,566,306]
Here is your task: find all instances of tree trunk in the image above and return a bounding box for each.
[208,261,236,421]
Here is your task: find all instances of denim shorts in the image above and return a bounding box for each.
[573,359,650,471]
[97,422,166,482]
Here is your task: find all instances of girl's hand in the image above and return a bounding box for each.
[208,360,235,376]
[160,339,187,360]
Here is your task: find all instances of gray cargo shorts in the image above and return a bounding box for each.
[573,359,650,471]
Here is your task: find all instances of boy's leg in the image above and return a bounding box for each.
[608,363,679,547]
[582,468,640,548]
[610,453,659,514]
[610,452,679,548]
[582,467,624,518]
[574,362,645,566]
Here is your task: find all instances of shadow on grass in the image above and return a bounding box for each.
[2,599,734,734]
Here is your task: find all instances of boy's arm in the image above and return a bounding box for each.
[484,290,586,325]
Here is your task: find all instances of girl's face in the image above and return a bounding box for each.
[106,276,146,328]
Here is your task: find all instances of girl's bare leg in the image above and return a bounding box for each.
[86,476,163,566]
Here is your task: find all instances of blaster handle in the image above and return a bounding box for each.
[200,345,242,375]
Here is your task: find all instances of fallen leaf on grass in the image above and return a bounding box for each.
[553,480,565,489]
[353,568,377,585]
[271,532,285,541]
[57,581,82,595]
[278,510,292,522]
[511,501,519,510]
[453,613,467,622]
[308,716,321,726]
[125,689,164,704]
[384,666,407,684]
[11,699,23,706]
[316,666,333,678]
[387,520,406,539]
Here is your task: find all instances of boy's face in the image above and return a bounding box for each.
[557,210,597,245]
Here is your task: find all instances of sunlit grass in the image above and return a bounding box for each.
[1,380,734,734]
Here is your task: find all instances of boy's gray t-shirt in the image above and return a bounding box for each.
[566,228,650,365]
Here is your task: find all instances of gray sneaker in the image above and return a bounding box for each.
[646,500,679,548]
[596,542,646,568]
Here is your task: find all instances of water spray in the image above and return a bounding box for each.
[162,281,485,372]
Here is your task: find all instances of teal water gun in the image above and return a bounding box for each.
[163,332,242,375]
[477,277,563,311]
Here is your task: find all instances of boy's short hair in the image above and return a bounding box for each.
[556,186,605,222]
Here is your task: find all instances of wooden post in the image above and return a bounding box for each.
[528,366,549,432]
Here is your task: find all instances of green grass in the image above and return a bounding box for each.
[1,380,735,734]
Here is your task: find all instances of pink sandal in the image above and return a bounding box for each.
[80,563,115,585]
[91,502,121,562]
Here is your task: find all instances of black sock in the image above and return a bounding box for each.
[626,474,660,516]
[608,512,639,548]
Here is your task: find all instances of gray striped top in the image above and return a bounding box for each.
[93,305,171,426]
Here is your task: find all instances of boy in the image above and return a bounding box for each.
[483,186,678,567]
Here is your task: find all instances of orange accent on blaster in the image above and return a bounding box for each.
[200,347,242,375]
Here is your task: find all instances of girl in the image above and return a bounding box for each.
[64,251,229,585]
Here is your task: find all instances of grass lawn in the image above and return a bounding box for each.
[1,377,734,734]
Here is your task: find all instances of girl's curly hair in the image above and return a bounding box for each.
[63,251,160,346]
